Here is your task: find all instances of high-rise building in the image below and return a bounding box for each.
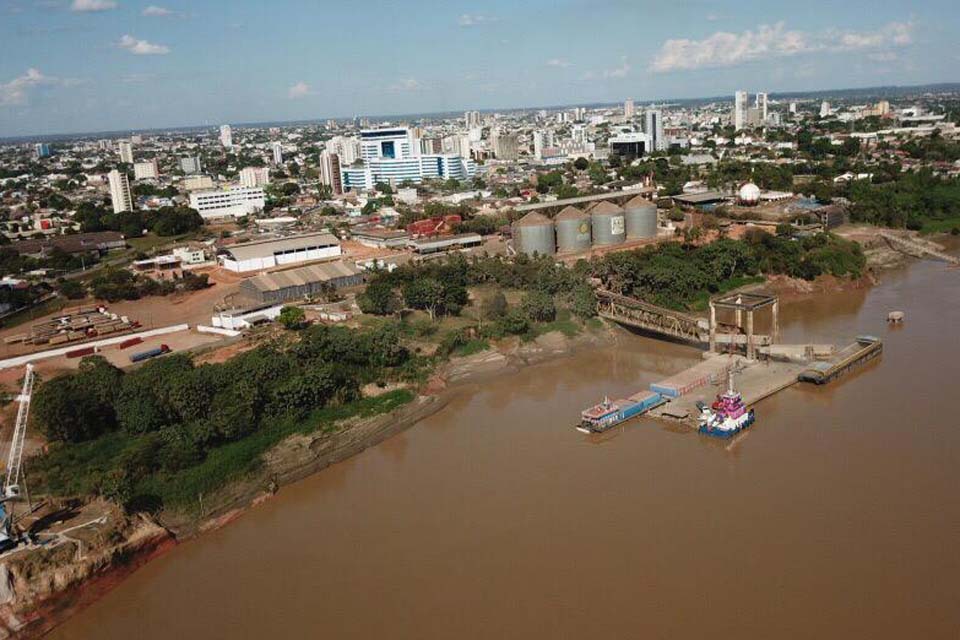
[319,150,343,195]
[624,99,635,119]
[756,92,768,122]
[108,170,133,213]
[464,110,482,128]
[271,142,283,166]
[117,140,134,164]
[789,102,798,115]
[220,124,233,148]
[180,156,202,174]
[734,91,748,130]
[532,130,555,159]
[238,166,270,188]
[34,143,51,159]
[133,160,159,180]
[494,133,519,161]
[819,101,831,118]
[339,127,476,191]
[644,110,664,152]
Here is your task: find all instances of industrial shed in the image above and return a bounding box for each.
[219,232,341,273]
[239,261,365,304]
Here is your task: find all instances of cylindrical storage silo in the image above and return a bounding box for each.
[513,211,556,256]
[624,195,658,239]
[590,201,626,246]
[555,206,591,253]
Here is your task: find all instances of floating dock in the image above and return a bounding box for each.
[798,336,882,385]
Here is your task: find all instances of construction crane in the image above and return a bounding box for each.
[0,364,35,551]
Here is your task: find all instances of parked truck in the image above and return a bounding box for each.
[129,344,171,363]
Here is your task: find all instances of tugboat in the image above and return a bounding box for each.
[696,367,755,438]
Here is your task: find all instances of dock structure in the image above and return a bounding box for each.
[709,293,779,359]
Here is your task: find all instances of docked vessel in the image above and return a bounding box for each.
[577,392,664,434]
[696,369,755,438]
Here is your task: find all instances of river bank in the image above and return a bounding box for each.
[0,321,619,638]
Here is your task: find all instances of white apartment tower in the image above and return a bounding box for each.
[239,166,270,188]
[271,142,283,165]
[319,150,343,195]
[117,140,134,164]
[133,160,159,180]
[220,124,233,148]
[108,170,133,213]
[756,92,768,122]
[734,91,748,130]
[644,109,665,152]
[624,99,635,119]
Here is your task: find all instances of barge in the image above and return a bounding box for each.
[798,336,882,385]
[577,391,665,434]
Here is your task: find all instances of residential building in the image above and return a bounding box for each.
[189,186,265,220]
[220,124,233,148]
[182,175,215,191]
[494,132,519,161]
[172,246,207,265]
[609,131,651,158]
[734,91,748,130]
[319,150,343,195]
[756,92,768,121]
[108,169,133,213]
[239,166,270,188]
[34,143,51,159]
[464,110,482,128]
[133,160,159,180]
[117,140,134,164]
[644,110,664,152]
[180,156,202,174]
[820,101,831,117]
[624,99,635,119]
[271,141,283,165]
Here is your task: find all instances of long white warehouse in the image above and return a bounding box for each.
[218,232,342,273]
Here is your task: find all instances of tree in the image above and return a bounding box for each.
[573,157,590,171]
[521,290,556,322]
[357,279,400,315]
[279,305,306,329]
[403,278,446,320]
[57,278,86,300]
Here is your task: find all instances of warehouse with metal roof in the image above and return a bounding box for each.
[239,261,365,303]
[219,232,342,273]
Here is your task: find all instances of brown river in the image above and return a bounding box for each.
[51,257,960,639]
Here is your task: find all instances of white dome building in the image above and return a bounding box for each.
[738,182,761,206]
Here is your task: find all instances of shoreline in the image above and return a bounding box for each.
[0,324,619,638]
[4,232,953,638]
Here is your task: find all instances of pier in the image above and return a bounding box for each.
[584,289,882,432]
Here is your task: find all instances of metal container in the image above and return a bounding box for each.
[513,211,556,256]
[590,201,626,246]
[555,206,591,253]
[624,196,657,239]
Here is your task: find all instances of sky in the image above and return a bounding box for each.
[1,0,958,137]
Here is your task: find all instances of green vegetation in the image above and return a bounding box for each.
[591,232,865,311]
[29,322,416,512]
[847,170,960,232]
[74,202,203,238]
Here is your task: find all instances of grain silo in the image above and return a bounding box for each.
[555,206,591,253]
[514,211,556,256]
[590,200,626,246]
[624,195,658,240]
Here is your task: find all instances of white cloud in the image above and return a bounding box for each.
[603,56,631,79]
[142,5,175,17]
[546,58,571,68]
[651,21,914,73]
[0,68,78,106]
[288,81,311,99]
[389,78,421,92]
[71,0,117,12]
[458,14,496,27]
[118,34,170,55]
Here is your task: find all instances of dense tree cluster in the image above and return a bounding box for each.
[30,323,412,509]
[74,203,204,238]
[847,170,960,231]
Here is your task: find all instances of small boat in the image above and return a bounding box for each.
[696,368,755,438]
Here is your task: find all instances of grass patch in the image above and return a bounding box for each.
[919,217,960,235]
[126,232,195,253]
[531,318,581,339]
[451,338,490,357]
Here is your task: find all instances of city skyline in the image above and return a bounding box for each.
[1,0,957,137]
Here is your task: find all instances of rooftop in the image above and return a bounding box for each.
[222,232,339,261]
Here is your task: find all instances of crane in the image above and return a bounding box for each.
[0,364,35,550]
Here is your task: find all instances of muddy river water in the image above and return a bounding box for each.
[51,258,960,639]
